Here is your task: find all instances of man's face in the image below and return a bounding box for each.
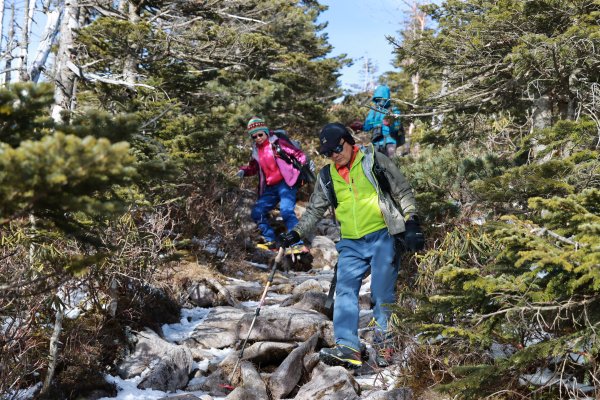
[330,139,353,166]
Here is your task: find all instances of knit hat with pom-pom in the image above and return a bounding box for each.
[247,116,269,136]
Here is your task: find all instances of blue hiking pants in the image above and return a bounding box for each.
[251,181,298,243]
[334,228,397,350]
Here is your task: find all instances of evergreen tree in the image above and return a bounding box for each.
[394,0,600,141]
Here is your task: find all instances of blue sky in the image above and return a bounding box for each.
[318,0,407,91]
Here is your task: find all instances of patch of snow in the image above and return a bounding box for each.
[99,374,226,400]
[57,285,92,319]
[65,308,81,319]
[519,368,595,394]
[162,307,211,343]
[194,359,210,374]
[1,316,21,334]
[192,236,226,258]
[7,382,41,400]
[490,342,515,359]
[240,300,260,308]
[247,261,269,270]
[354,367,400,389]
[471,217,486,225]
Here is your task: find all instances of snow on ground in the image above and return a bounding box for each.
[162,307,211,343]
[354,367,400,391]
[98,375,226,400]
[6,383,42,400]
[102,308,234,400]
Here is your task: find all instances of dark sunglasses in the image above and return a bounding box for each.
[251,132,265,139]
[321,140,345,157]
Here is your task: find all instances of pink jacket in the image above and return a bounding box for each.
[239,132,307,195]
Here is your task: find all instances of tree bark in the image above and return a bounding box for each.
[123,0,139,85]
[30,8,62,82]
[432,68,449,131]
[4,3,15,84]
[405,0,426,155]
[40,307,64,395]
[17,0,36,81]
[0,0,5,54]
[52,0,80,123]
[531,92,552,132]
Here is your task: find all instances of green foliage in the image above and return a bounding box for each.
[0,82,55,146]
[398,146,465,222]
[398,187,600,398]
[0,84,136,231]
[397,0,600,140]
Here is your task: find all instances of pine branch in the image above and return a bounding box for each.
[474,296,599,325]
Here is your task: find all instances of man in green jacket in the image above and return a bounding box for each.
[279,122,424,368]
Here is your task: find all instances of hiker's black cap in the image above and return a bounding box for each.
[319,123,355,154]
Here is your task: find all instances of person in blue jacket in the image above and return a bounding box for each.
[363,85,405,158]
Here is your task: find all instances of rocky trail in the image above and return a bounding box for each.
[100,233,413,400]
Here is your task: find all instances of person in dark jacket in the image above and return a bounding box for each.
[279,123,424,368]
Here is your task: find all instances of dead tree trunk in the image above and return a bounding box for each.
[29,8,62,82]
[531,92,552,131]
[40,307,64,395]
[16,0,35,81]
[4,3,15,84]
[51,0,80,123]
[123,0,139,85]
[0,0,5,54]
[404,0,426,155]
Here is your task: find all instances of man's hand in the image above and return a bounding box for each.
[235,170,244,179]
[404,216,425,252]
[278,230,300,248]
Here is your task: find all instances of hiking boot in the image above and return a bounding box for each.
[360,342,369,361]
[285,243,309,255]
[319,344,362,369]
[256,241,278,251]
[375,347,394,368]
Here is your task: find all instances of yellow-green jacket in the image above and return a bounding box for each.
[295,145,418,239]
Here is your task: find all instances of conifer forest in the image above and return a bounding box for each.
[0,1,599,399]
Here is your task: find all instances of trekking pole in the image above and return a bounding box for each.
[228,246,285,384]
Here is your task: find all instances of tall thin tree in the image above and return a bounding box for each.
[51,0,79,122]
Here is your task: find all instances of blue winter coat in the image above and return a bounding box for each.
[363,85,404,146]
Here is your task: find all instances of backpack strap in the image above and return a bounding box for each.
[319,164,338,209]
[372,152,391,194]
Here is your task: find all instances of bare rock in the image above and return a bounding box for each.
[118,328,193,392]
[195,368,230,397]
[362,388,413,400]
[241,341,296,365]
[303,352,320,375]
[309,235,338,268]
[294,364,360,400]
[182,307,245,349]
[224,361,268,400]
[280,288,328,313]
[187,281,222,307]
[268,333,319,399]
[224,281,264,301]
[238,307,333,345]
[269,283,294,295]
[292,279,324,296]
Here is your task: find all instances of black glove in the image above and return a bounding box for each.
[403,216,425,252]
[278,230,300,248]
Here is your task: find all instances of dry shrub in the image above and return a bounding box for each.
[183,173,258,262]
[43,314,120,399]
